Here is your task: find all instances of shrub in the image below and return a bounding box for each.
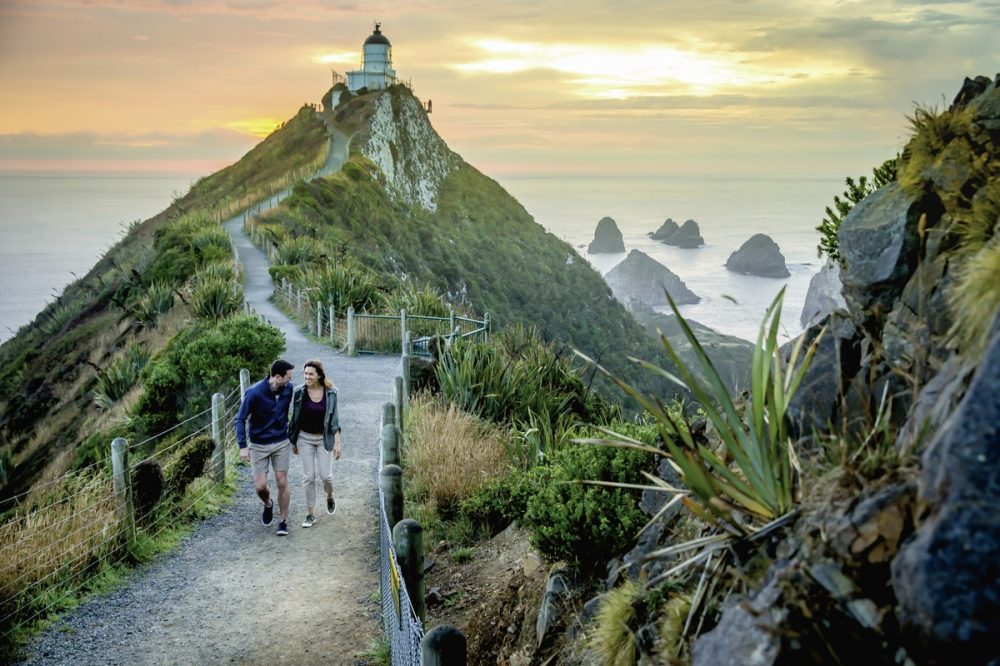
[190,276,243,321]
[404,394,509,517]
[131,281,175,328]
[817,156,897,262]
[386,283,450,318]
[458,467,538,536]
[94,343,150,409]
[524,435,655,571]
[273,236,326,266]
[164,434,214,496]
[132,458,165,520]
[306,261,384,315]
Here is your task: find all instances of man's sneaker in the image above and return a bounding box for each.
[301,514,315,529]
[262,502,274,526]
[276,521,289,536]
[326,496,336,515]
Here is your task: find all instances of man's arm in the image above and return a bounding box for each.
[234,388,253,449]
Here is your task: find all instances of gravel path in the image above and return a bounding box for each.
[18,213,399,665]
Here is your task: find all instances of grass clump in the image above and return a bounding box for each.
[130,281,175,329]
[189,275,243,321]
[403,394,509,517]
[93,343,150,409]
[588,579,640,666]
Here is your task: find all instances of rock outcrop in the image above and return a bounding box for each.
[800,259,846,328]
[725,233,790,278]
[604,250,699,308]
[649,218,680,241]
[587,216,625,253]
[660,219,704,248]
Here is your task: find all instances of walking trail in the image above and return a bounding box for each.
[20,205,399,665]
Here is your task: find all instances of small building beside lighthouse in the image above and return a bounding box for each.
[346,23,397,92]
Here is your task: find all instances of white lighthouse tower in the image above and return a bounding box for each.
[346,23,397,92]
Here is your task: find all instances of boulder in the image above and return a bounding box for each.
[604,249,699,308]
[587,216,625,253]
[725,234,790,278]
[800,259,846,328]
[892,313,1000,663]
[662,219,704,248]
[649,218,680,241]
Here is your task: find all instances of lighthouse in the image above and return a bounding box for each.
[346,23,398,92]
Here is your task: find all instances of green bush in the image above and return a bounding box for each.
[165,434,214,495]
[135,316,284,437]
[458,467,539,536]
[273,236,326,266]
[817,156,897,262]
[94,344,150,409]
[190,276,243,321]
[524,430,656,571]
[306,261,385,315]
[131,281,175,329]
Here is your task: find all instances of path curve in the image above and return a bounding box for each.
[19,214,399,665]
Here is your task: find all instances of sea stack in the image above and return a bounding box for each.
[725,233,790,278]
[662,219,704,248]
[604,249,700,308]
[649,218,680,241]
[588,216,626,253]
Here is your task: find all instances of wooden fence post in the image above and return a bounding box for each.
[347,306,356,356]
[421,625,467,666]
[379,464,404,529]
[402,332,411,403]
[296,288,302,317]
[381,423,400,467]
[393,518,425,622]
[316,301,323,337]
[394,375,404,428]
[239,368,251,400]
[449,308,456,336]
[211,392,226,483]
[382,401,395,428]
[400,308,407,351]
[111,438,135,542]
[328,304,335,342]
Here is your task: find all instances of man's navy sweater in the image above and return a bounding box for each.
[234,378,293,448]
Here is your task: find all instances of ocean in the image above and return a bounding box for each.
[0,171,203,343]
[0,171,841,345]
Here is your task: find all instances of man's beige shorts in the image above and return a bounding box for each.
[248,439,291,476]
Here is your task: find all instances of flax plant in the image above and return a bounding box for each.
[580,288,822,536]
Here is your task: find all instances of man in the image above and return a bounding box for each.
[234,359,295,536]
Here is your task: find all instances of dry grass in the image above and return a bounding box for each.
[0,471,122,629]
[948,237,1000,356]
[403,394,510,514]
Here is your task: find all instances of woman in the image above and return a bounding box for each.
[289,359,342,528]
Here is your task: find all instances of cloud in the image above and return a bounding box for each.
[0,129,255,165]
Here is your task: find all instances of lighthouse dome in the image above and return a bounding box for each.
[364,25,391,46]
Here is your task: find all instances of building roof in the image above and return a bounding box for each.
[364,23,391,46]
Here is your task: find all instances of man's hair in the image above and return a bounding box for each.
[270,359,294,377]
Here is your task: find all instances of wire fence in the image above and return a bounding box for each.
[0,379,245,653]
[266,272,490,356]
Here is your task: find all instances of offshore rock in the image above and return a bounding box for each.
[892,313,1000,663]
[649,218,680,241]
[725,233,790,278]
[587,216,625,253]
[604,249,699,308]
[662,219,704,248]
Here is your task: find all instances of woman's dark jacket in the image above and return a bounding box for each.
[289,385,341,451]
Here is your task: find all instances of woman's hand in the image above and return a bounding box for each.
[333,439,342,461]
[292,446,298,456]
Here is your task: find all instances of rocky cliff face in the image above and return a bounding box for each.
[354,88,460,212]
[692,74,1000,666]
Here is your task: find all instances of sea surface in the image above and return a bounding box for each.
[0,171,203,343]
[0,171,841,345]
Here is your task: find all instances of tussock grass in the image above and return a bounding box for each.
[588,579,640,666]
[898,104,975,195]
[0,472,122,637]
[948,237,1000,356]
[403,394,509,515]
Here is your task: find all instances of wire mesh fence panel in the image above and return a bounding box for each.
[378,483,424,665]
[356,315,403,354]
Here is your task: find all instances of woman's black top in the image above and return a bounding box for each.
[299,391,326,434]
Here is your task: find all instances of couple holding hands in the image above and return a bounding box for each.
[233,358,342,536]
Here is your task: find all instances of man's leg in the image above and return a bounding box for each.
[253,473,271,506]
[275,471,290,522]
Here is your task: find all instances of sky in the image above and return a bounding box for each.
[0,0,998,180]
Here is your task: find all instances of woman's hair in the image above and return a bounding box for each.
[304,359,333,388]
